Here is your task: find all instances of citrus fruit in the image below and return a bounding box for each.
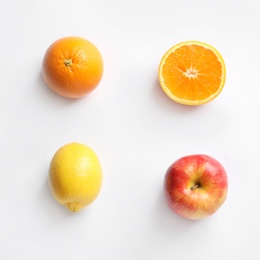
[158,41,226,105]
[42,36,103,98]
[48,142,102,212]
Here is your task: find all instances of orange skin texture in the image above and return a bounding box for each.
[42,36,103,98]
[164,154,228,220]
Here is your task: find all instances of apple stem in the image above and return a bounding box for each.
[190,184,199,190]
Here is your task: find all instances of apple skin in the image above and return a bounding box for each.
[164,154,228,220]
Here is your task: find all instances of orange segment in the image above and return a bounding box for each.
[158,41,226,105]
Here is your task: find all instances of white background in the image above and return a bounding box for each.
[1,0,259,259]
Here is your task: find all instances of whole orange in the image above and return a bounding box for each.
[42,36,103,98]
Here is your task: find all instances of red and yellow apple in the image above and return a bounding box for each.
[164,154,228,220]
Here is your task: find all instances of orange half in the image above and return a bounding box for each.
[158,41,226,105]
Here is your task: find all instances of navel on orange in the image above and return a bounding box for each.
[42,36,103,98]
[158,41,226,105]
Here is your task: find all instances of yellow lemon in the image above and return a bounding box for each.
[48,142,102,212]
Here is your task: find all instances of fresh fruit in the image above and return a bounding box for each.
[48,142,102,212]
[164,154,228,220]
[158,41,226,105]
[42,36,103,98]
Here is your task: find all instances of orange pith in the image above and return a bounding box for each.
[158,41,226,105]
[42,36,103,98]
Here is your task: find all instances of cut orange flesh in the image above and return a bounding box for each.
[158,41,226,105]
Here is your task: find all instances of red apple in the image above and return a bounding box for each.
[164,154,228,220]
